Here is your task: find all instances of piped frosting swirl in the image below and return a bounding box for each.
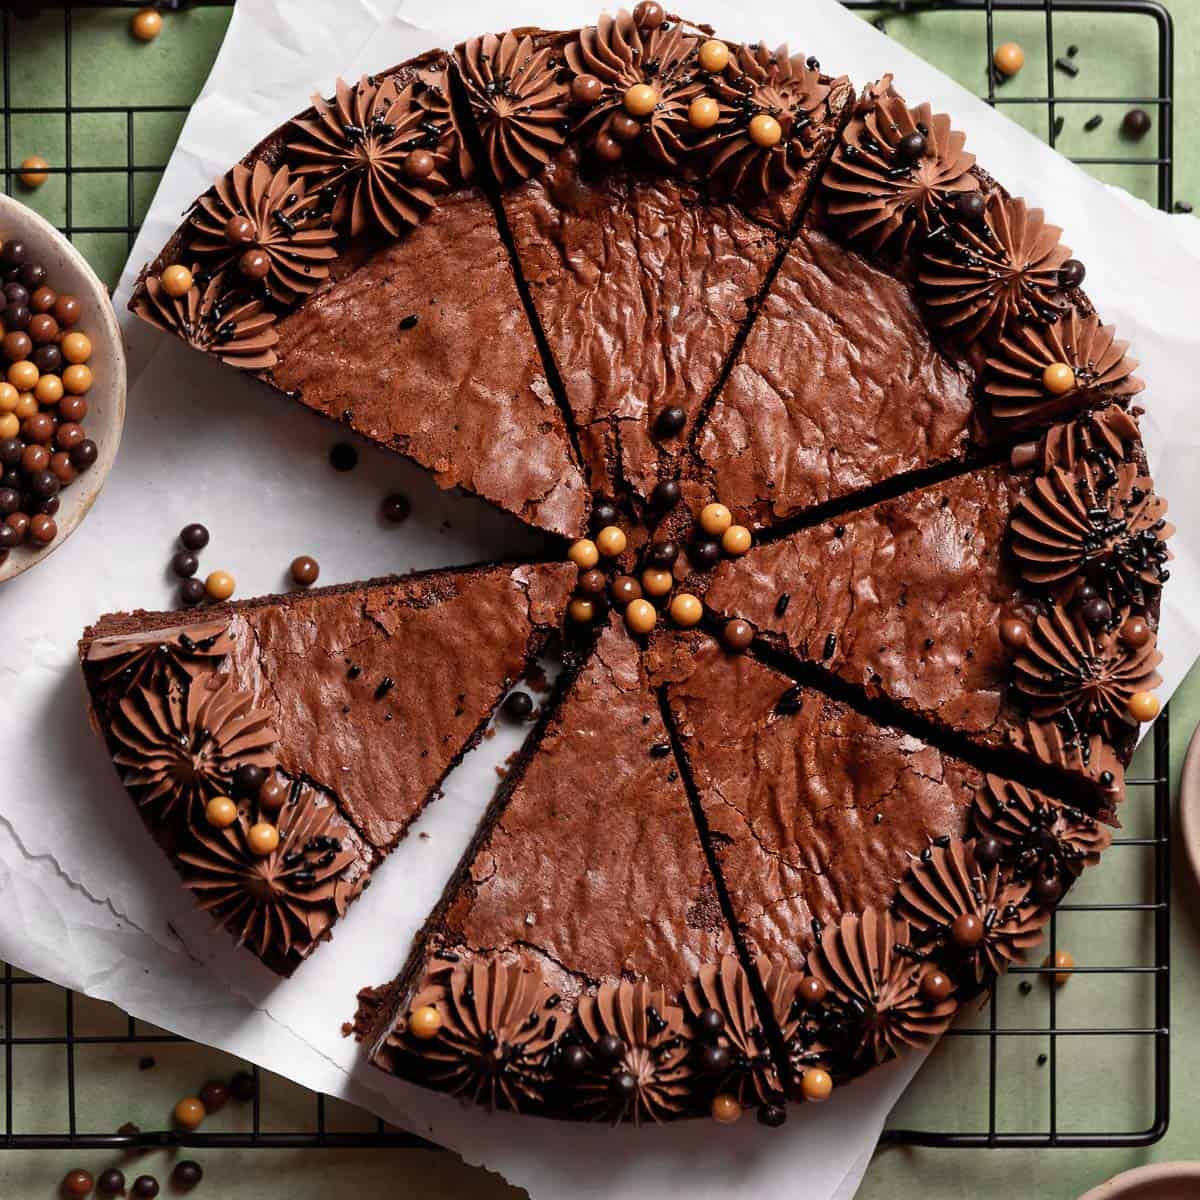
[85,620,233,700]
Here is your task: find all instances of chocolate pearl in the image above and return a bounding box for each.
[55,421,84,451]
[58,393,88,423]
[0,489,18,516]
[1121,617,1151,647]
[20,262,45,289]
[999,617,1028,648]
[405,149,436,179]
[1058,258,1086,289]
[950,912,984,947]
[578,568,607,595]
[797,975,828,1006]
[3,282,27,304]
[650,479,680,510]
[36,494,59,517]
[290,554,320,586]
[27,468,59,498]
[69,439,98,469]
[691,538,722,570]
[611,1070,638,1097]
[0,437,20,466]
[54,294,81,326]
[232,764,268,799]
[722,619,754,653]
[921,970,954,1003]
[696,1006,724,1037]
[50,451,76,484]
[97,1168,126,1196]
[381,492,410,523]
[3,330,32,361]
[32,343,62,374]
[172,549,199,578]
[571,74,604,105]
[258,777,288,811]
[6,511,30,542]
[329,442,358,472]
[1121,107,1151,140]
[23,412,55,444]
[29,513,56,544]
[502,690,534,722]
[595,1033,625,1061]
[239,248,270,280]
[179,577,206,607]
[0,240,27,268]
[179,522,210,550]
[199,1080,230,1112]
[593,131,621,162]
[610,112,641,142]
[1082,597,1112,630]
[974,835,1004,870]
[558,1043,589,1073]
[645,539,679,569]
[30,285,55,313]
[758,1103,787,1128]
[171,1161,203,1191]
[230,1070,258,1101]
[700,1043,730,1074]
[224,214,256,245]
[898,131,927,160]
[131,1176,159,1199]
[591,499,619,529]
[957,191,986,221]
[62,1169,94,1197]
[21,443,49,472]
[28,312,57,344]
[1076,582,1100,603]
[633,0,665,28]
[655,405,686,438]
[610,574,642,606]
[1032,870,1063,904]
[2,302,29,331]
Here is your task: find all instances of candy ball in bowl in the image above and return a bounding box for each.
[0,193,125,583]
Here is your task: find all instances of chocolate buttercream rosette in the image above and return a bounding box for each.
[823,75,978,255]
[84,619,234,704]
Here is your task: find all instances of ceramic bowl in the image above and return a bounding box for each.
[0,192,125,583]
[1079,1163,1200,1199]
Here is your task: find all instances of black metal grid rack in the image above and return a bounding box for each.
[0,0,1173,1155]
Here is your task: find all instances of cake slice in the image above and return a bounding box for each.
[130,52,589,539]
[705,456,1168,804]
[462,14,851,501]
[80,562,575,973]
[663,637,1105,1087]
[363,617,788,1123]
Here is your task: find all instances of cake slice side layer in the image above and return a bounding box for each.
[79,562,575,973]
[363,617,791,1123]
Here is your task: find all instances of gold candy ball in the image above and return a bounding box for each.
[1128,690,1160,722]
[409,1004,443,1040]
[993,41,1026,77]
[19,155,49,189]
[131,7,163,41]
[568,596,598,624]
[625,598,657,635]
[205,570,236,601]
[35,374,63,406]
[247,822,280,856]
[800,1067,833,1103]
[669,592,703,627]
[623,83,658,117]
[721,524,752,556]
[698,39,730,73]
[748,113,783,148]
[596,525,627,557]
[173,1097,206,1130]
[699,502,732,536]
[204,796,238,829]
[0,414,17,440]
[62,364,93,395]
[161,264,194,298]
[710,1092,742,1124]
[8,361,37,391]
[1042,361,1076,395]
[1043,948,1076,986]
[568,538,600,569]
[641,567,674,598]
[62,332,93,364]
[688,96,720,131]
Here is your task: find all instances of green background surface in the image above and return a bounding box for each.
[1,4,1198,1197]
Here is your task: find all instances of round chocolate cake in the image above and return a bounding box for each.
[81,5,1171,1129]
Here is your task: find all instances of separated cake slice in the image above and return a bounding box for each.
[79,562,575,973]
[705,448,1168,805]
[362,617,789,1124]
[662,636,1107,1091]
[459,14,851,501]
[130,52,589,539]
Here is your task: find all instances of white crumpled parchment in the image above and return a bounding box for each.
[1,2,1197,1197]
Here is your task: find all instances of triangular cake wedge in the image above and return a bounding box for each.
[362,617,788,1123]
[706,460,1166,804]
[79,562,575,973]
[663,637,1107,1085]
[130,52,589,539]
[464,16,851,501]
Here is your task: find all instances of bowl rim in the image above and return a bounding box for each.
[1078,1162,1200,1199]
[1180,721,1200,896]
[0,191,127,584]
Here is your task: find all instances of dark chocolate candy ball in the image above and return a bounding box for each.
[199,1080,230,1112]
[62,1169,94,1197]
[1082,596,1112,630]
[171,1161,203,1191]
[232,764,268,799]
[381,492,410,524]
[69,439,98,470]
[898,131,927,160]
[179,577,206,607]
[758,1102,787,1128]
[172,549,199,578]
[1058,258,1086,289]
[650,479,680,510]
[558,1042,588,1073]
[230,1070,258,1101]
[0,240,28,269]
[501,691,534,722]
[957,191,986,221]
[32,343,62,374]
[645,539,679,569]
[696,1006,724,1037]
[3,302,30,331]
[179,522,210,550]
[974,835,1005,870]
[591,499,619,529]
[1121,107,1151,140]
[19,262,46,289]
[595,1033,625,1061]
[690,537,722,570]
[700,1043,730,1074]
[0,437,21,466]
[97,1168,126,1196]
[131,1176,159,1199]
[655,405,686,438]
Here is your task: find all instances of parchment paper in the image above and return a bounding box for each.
[2,2,1198,1197]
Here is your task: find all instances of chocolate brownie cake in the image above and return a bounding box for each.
[100,3,1170,1127]
[80,563,574,972]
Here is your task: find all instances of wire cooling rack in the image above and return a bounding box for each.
[0,0,1173,1154]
